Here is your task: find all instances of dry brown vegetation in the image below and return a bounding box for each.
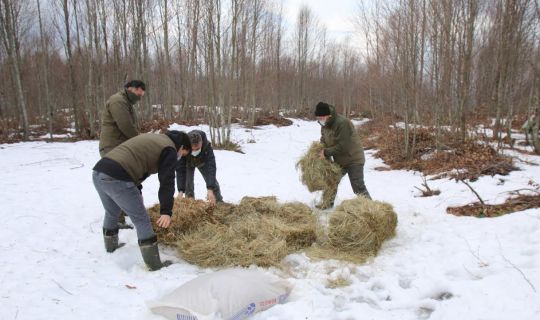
[253,114,293,127]
[296,142,343,193]
[447,194,540,217]
[148,197,318,268]
[358,118,517,182]
[148,196,398,267]
[358,117,540,217]
[308,197,398,264]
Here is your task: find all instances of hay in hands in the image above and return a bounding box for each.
[308,196,398,264]
[296,142,343,193]
[149,197,318,268]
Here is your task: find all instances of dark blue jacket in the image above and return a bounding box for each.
[175,130,218,191]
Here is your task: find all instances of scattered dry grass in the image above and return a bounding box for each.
[326,276,352,289]
[447,193,540,217]
[254,114,293,127]
[359,119,517,181]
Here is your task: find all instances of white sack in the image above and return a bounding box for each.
[147,268,292,320]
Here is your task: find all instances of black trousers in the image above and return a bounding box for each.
[322,163,370,206]
[184,165,223,202]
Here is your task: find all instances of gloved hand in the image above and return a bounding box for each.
[207,189,216,205]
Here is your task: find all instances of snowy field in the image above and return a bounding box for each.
[1,119,540,320]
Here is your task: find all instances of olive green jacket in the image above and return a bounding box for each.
[105,133,176,186]
[320,105,365,167]
[99,90,139,157]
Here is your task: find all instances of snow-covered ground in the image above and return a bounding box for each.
[1,119,539,320]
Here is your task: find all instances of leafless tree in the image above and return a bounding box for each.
[0,0,29,139]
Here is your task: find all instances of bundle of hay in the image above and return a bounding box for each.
[148,198,215,245]
[296,142,343,192]
[233,196,280,217]
[149,197,318,268]
[177,216,290,268]
[308,196,397,263]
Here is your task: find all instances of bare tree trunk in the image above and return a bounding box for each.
[275,3,283,112]
[248,0,261,127]
[62,0,82,137]
[85,0,96,138]
[37,0,53,140]
[457,0,478,142]
[0,0,29,140]
[160,0,172,119]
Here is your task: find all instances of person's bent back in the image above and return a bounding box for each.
[92,131,191,271]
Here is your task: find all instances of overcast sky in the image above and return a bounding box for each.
[282,0,361,43]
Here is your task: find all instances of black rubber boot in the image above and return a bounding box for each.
[103,228,125,253]
[138,236,172,271]
[117,212,134,229]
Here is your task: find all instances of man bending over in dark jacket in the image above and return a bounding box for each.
[176,130,223,205]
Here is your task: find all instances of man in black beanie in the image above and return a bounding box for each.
[92,130,191,271]
[314,102,371,209]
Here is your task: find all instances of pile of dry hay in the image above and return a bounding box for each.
[308,196,398,263]
[296,142,342,193]
[148,197,318,268]
[148,196,397,267]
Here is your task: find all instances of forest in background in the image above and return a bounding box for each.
[0,0,539,152]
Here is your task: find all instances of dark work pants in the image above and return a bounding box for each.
[184,166,223,202]
[322,163,371,207]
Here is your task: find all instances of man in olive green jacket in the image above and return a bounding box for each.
[99,80,145,229]
[92,131,191,271]
[315,102,371,209]
[98,80,145,157]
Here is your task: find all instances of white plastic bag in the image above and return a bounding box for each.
[147,268,292,320]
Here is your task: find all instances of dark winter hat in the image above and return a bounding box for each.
[124,80,146,91]
[165,130,191,151]
[314,102,331,116]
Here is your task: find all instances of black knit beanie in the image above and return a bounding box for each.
[165,130,191,151]
[314,102,331,116]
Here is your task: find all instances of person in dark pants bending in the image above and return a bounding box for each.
[176,130,223,205]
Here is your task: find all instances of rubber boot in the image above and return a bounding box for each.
[117,211,134,229]
[138,236,172,271]
[103,228,125,253]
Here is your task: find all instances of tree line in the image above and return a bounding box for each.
[0,0,539,150]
